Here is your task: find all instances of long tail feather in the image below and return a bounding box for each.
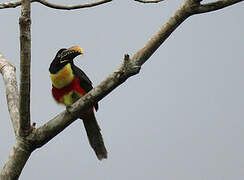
[81,109,107,160]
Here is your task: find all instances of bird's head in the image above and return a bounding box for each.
[49,46,84,73]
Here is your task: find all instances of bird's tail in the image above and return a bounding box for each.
[81,109,107,160]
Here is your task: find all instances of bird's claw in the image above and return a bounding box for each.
[66,105,72,113]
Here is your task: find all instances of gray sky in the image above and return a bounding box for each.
[0,0,244,179]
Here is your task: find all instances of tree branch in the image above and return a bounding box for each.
[194,0,244,14]
[0,0,21,9]
[19,0,31,136]
[0,0,113,10]
[132,2,191,66]
[0,53,19,135]
[135,0,165,3]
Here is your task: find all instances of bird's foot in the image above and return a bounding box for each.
[66,105,72,113]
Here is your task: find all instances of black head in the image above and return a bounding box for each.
[49,46,84,73]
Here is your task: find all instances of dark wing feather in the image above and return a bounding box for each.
[71,63,99,111]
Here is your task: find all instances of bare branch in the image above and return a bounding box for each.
[34,0,112,10]
[19,0,31,136]
[0,0,113,10]
[194,0,244,14]
[132,2,190,66]
[0,53,19,135]
[135,0,165,3]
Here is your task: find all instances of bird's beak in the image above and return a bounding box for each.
[59,46,84,62]
[67,46,84,55]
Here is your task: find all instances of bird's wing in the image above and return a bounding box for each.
[71,63,99,111]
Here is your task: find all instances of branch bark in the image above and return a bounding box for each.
[0,53,19,135]
[0,0,112,10]
[19,0,31,137]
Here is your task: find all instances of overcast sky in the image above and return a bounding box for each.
[0,0,244,179]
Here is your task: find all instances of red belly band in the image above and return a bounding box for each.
[52,77,86,103]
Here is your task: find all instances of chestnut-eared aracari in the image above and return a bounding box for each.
[49,46,107,160]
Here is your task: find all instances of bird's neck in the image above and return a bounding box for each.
[50,63,74,88]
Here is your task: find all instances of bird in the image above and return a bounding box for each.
[49,46,107,160]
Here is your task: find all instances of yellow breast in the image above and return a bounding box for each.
[50,63,74,88]
[59,91,83,106]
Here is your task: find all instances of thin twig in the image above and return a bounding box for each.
[0,0,112,10]
[135,0,165,3]
[0,53,19,135]
[34,0,112,10]
[194,0,244,14]
[19,0,31,136]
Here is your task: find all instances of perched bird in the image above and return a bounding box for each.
[49,46,107,160]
